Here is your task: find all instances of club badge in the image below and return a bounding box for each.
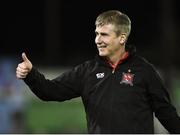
[120,70,134,86]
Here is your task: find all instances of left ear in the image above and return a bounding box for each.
[119,34,127,44]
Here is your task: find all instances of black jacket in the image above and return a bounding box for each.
[24,47,180,134]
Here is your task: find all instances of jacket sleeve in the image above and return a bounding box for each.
[146,65,180,133]
[24,64,85,102]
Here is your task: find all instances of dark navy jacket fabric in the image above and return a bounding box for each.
[24,47,180,133]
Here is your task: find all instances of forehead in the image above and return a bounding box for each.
[95,24,115,33]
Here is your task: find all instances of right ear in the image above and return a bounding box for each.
[119,34,127,44]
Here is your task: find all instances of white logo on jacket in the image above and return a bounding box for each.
[96,73,105,79]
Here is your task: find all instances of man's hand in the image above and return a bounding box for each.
[16,52,32,79]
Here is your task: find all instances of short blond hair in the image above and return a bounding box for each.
[95,10,131,37]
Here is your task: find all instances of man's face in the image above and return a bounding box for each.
[95,24,123,58]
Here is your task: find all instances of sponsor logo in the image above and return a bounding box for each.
[96,72,105,79]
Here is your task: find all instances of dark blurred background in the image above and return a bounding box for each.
[0,0,180,133]
[1,0,180,67]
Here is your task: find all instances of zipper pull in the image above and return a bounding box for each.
[112,69,115,74]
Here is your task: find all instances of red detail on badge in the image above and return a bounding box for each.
[120,72,134,86]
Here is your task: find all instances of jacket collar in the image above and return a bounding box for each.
[125,44,136,57]
[95,44,136,67]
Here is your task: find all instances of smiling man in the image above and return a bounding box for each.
[16,10,180,133]
[95,12,130,73]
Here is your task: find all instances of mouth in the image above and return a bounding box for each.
[97,44,107,49]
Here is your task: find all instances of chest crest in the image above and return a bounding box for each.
[120,70,134,86]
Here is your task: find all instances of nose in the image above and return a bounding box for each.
[95,35,102,44]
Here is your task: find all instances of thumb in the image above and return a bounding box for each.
[22,52,29,62]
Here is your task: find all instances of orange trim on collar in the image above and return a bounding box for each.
[106,52,129,69]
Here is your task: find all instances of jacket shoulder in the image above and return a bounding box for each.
[134,55,156,69]
[74,58,97,73]
[134,55,162,78]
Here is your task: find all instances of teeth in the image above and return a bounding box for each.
[99,45,106,48]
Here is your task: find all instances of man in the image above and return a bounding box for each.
[16,10,180,133]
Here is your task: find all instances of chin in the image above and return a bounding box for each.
[99,51,107,57]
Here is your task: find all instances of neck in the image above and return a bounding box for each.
[107,47,126,65]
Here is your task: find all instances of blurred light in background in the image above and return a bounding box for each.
[0,57,26,133]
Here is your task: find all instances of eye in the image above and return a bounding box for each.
[95,31,99,36]
[101,33,108,36]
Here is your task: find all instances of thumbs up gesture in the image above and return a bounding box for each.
[16,52,33,79]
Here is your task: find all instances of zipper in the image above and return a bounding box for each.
[112,67,116,74]
[112,69,115,74]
